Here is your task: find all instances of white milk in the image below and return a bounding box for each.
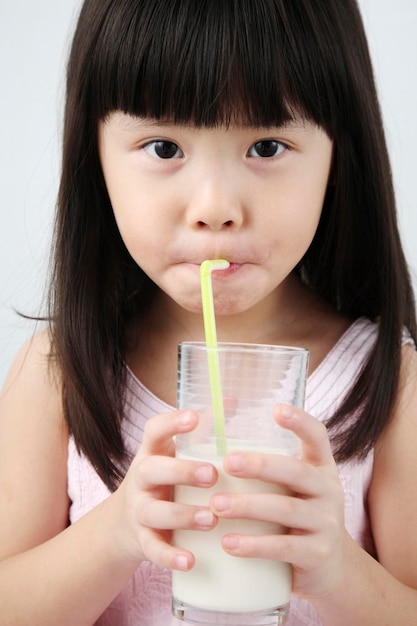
[172,447,291,613]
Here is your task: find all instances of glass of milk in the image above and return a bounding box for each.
[172,342,309,625]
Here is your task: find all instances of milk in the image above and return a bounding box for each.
[172,447,291,614]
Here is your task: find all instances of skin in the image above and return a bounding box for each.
[99,113,331,317]
[0,113,417,625]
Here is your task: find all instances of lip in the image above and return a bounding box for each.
[181,261,247,279]
[209,262,242,277]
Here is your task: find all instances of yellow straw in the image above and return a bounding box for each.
[200,259,230,456]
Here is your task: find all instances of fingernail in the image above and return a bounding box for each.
[195,465,214,484]
[223,535,240,550]
[178,411,193,426]
[279,405,294,420]
[212,494,231,512]
[194,509,215,528]
[227,453,245,471]
[174,554,190,571]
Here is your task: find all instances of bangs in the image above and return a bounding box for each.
[85,0,341,131]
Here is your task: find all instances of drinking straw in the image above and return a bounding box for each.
[200,259,230,455]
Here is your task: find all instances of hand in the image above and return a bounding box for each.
[108,410,218,572]
[209,405,347,599]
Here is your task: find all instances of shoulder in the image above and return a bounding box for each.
[3,325,53,374]
[0,328,69,559]
[368,343,417,587]
[0,328,63,424]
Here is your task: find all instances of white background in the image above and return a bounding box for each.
[1,0,416,387]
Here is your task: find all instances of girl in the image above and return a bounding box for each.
[1,0,417,624]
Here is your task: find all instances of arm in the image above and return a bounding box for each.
[209,345,417,624]
[310,344,417,624]
[0,332,217,626]
[0,331,135,626]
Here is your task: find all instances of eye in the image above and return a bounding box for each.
[144,140,183,159]
[248,140,287,158]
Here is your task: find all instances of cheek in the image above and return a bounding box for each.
[283,163,329,237]
[104,178,161,254]
[263,181,327,266]
[276,212,320,265]
[115,213,158,266]
[266,192,323,242]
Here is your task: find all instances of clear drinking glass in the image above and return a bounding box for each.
[172,342,309,625]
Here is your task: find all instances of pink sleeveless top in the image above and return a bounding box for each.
[68,318,409,625]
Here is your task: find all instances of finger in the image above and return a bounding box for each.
[140,499,217,531]
[273,405,335,466]
[210,492,317,531]
[221,450,322,497]
[135,455,217,489]
[140,527,195,571]
[220,530,344,581]
[220,531,314,568]
[139,410,198,455]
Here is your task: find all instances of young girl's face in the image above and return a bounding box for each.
[98,112,333,317]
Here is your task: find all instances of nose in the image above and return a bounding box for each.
[186,169,244,231]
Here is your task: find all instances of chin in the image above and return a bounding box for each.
[171,294,204,315]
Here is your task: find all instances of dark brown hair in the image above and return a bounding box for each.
[51,0,416,490]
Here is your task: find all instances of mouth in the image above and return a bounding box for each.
[209,262,242,276]
[178,260,246,279]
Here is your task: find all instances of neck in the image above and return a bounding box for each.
[126,273,351,404]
